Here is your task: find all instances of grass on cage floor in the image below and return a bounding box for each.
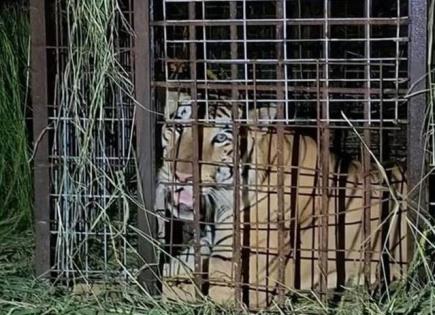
[0,228,435,315]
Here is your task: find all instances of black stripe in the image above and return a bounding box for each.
[216,106,232,118]
[202,257,210,295]
[290,132,301,289]
[214,234,234,247]
[162,130,170,141]
[240,124,251,307]
[209,254,232,262]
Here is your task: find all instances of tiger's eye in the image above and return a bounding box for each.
[213,133,228,143]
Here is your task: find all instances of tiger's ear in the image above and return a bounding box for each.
[258,106,277,121]
[249,106,277,124]
[165,91,192,119]
[174,103,192,120]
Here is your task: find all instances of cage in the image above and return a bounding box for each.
[151,0,427,309]
[30,0,428,311]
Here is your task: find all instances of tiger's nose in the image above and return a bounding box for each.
[175,172,193,183]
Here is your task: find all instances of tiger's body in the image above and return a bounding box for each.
[157,95,408,308]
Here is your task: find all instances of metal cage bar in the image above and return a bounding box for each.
[407,0,428,263]
[188,1,203,294]
[30,0,51,278]
[275,0,286,303]
[230,0,243,304]
[135,0,159,294]
[363,0,373,287]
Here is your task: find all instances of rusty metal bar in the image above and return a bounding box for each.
[135,0,159,294]
[30,0,51,278]
[162,122,402,132]
[378,61,392,286]
[318,0,331,297]
[380,63,385,164]
[252,61,261,304]
[189,1,203,295]
[363,0,373,287]
[318,72,330,297]
[408,0,428,265]
[315,62,322,293]
[275,0,286,304]
[229,0,243,306]
[154,81,403,96]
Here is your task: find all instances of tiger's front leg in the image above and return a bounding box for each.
[207,215,238,306]
[162,226,213,302]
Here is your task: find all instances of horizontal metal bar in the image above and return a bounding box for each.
[152,17,408,27]
[166,37,408,44]
[164,78,407,83]
[153,80,407,95]
[161,57,406,64]
[159,98,407,103]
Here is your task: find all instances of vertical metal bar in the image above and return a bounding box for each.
[252,61,260,304]
[319,0,331,297]
[319,64,330,299]
[380,63,384,164]
[408,0,428,266]
[379,62,392,286]
[275,0,286,304]
[283,0,289,121]
[30,0,51,278]
[363,0,373,287]
[315,61,323,294]
[189,1,202,294]
[230,3,238,95]
[202,0,209,121]
[135,0,159,295]
[230,0,243,306]
[296,0,303,83]
[395,0,401,122]
[242,0,249,117]
[323,0,330,121]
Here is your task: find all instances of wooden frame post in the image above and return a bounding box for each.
[30,0,51,278]
[134,0,159,295]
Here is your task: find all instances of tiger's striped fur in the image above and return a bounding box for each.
[157,95,408,308]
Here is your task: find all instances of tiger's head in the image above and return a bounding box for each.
[159,92,276,222]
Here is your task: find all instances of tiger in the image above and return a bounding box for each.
[156,92,408,309]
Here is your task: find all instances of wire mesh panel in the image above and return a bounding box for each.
[31,0,143,284]
[152,0,411,309]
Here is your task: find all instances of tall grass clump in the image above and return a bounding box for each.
[0,4,32,237]
[52,0,154,289]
